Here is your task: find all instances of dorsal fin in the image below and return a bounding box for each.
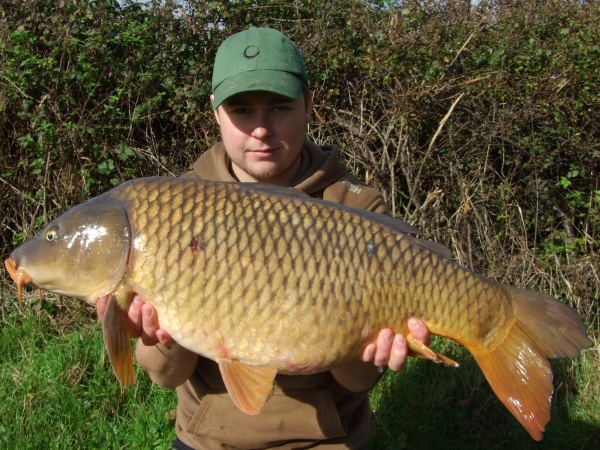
[403,234,454,260]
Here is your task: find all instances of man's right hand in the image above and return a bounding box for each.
[96,295,174,347]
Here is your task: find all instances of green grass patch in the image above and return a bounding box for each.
[0,298,177,450]
[369,336,600,449]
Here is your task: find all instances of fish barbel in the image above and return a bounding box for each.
[4,177,591,440]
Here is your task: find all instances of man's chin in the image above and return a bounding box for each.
[249,166,285,182]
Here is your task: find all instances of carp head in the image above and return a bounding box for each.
[5,198,130,307]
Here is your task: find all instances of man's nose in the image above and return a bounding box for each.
[251,114,272,138]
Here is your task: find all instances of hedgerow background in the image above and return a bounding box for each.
[1,0,599,448]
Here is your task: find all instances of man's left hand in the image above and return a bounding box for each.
[361,318,431,372]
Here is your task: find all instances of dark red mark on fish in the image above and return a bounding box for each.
[191,236,201,253]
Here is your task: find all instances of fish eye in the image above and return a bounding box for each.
[45,230,57,241]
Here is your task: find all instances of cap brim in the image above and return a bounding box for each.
[212,70,303,109]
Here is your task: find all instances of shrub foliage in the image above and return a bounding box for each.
[2,0,598,323]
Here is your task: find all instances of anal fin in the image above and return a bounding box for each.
[406,334,460,368]
[102,294,136,387]
[218,359,277,415]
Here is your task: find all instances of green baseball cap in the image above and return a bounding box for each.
[212,27,308,109]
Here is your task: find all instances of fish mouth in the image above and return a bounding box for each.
[4,257,33,308]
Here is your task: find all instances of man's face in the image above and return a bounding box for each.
[212,90,312,186]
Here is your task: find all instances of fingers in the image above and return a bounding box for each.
[96,295,108,321]
[99,293,174,347]
[408,318,431,346]
[127,295,144,337]
[374,329,394,367]
[361,319,433,373]
[361,343,377,363]
[155,329,175,347]
[387,319,431,371]
[372,329,408,372]
[139,302,174,347]
[361,328,409,372]
[140,303,160,346]
[387,334,408,372]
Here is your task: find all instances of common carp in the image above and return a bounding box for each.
[4,177,592,441]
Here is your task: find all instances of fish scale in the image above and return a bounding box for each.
[5,176,592,440]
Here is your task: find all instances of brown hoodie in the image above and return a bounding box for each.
[136,140,390,449]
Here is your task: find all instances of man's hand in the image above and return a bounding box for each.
[330,319,431,392]
[96,295,174,347]
[361,318,431,372]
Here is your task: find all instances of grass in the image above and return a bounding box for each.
[369,337,600,450]
[0,295,177,450]
[1,293,598,449]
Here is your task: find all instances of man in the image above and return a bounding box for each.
[97,27,430,449]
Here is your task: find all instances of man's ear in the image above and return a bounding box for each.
[304,90,313,123]
[211,94,221,125]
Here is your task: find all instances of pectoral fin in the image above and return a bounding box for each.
[218,359,277,415]
[102,294,136,387]
[406,334,459,368]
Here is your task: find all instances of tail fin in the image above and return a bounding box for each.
[471,286,592,441]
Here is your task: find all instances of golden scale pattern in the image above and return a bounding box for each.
[112,178,513,371]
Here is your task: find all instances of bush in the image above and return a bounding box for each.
[2,0,599,322]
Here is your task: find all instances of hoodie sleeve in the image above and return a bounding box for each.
[323,174,392,216]
[135,340,198,390]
